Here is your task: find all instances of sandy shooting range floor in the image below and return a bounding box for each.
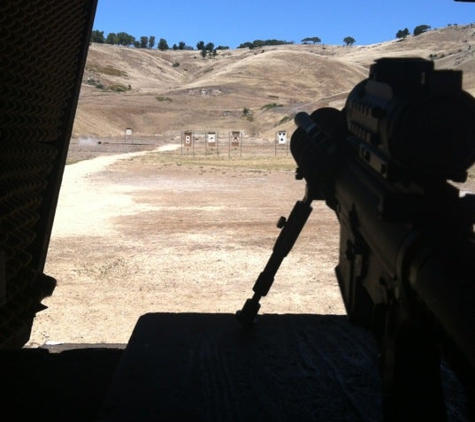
[26,144,345,346]
[23,142,474,421]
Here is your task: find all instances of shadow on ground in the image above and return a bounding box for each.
[3,313,469,422]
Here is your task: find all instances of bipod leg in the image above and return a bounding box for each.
[236,196,313,327]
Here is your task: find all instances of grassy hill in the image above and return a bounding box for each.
[72,24,475,141]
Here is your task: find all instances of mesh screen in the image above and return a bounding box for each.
[0,0,97,348]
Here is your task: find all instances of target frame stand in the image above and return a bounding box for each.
[205,131,219,156]
[124,127,134,144]
[275,130,289,155]
[229,130,242,157]
[181,130,194,156]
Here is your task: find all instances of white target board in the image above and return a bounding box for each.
[184,131,193,147]
[277,130,287,144]
[231,131,241,146]
[206,132,216,144]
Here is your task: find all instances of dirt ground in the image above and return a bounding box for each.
[23,141,474,420]
[26,142,345,346]
[26,140,475,348]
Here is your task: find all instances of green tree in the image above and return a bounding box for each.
[261,39,292,46]
[178,41,186,50]
[238,41,254,49]
[301,36,321,44]
[413,24,431,36]
[148,36,156,49]
[396,28,410,39]
[238,39,293,49]
[91,30,105,43]
[139,36,148,48]
[158,38,169,51]
[116,32,135,46]
[196,40,205,50]
[242,107,253,121]
[252,39,266,48]
[205,42,215,52]
[105,32,118,45]
[343,36,356,45]
[200,48,207,58]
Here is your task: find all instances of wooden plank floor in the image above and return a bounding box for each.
[3,313,469,422]
[98,312,468,422]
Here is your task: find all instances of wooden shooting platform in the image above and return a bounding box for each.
[4,313,469,421]
[96,312,466,422]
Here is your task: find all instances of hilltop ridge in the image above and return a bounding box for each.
[72,24,475,141]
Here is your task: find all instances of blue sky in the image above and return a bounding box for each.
[93,0,475,48]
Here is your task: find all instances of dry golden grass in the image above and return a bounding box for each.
[73,24,475,141]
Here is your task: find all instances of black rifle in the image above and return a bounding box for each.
[237,58,475,421]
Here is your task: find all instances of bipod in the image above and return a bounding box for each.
[236,186,314,328]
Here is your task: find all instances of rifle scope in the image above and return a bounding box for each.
[292,58,475,184]
[346,57,475,181]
